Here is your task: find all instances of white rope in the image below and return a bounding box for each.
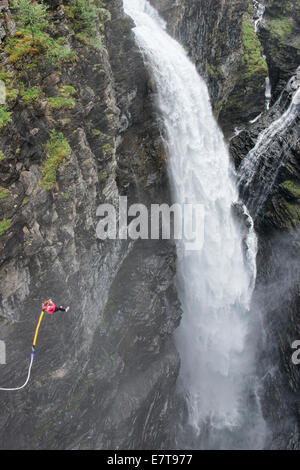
[0,354,34,391]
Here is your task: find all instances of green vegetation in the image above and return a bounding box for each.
[0,151,4,161]
[48,96,75,110]
[5,28,77,68]
[47,85,76,111]
[102,142,113,158]
[6,88,19,102]
[11,0,48,40]
[266,17,293,41]
[247,3,254,16]
[241,15,268,80]
[69,0,111,32]
[98,169,107,182]
[44,37,77,65]
[20,86,41,105]
[281,197,300,227]
[67,0,111,50]
[69,0,100,34]
[280,180,300,198]
[7,1,106,66]
[0,106,12,130]
[41,130,71,189]
[6,0,77,70]
[22,196,30,206]
[59,85,76,97]
[75,32,104,50]
[0,218,12,236]
[0,186,10,199]
[4,30,40,67]
[275,181,300,228]
[206,63,223,80]
[0,69,19,103]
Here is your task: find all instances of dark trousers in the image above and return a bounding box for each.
[54,306,66,312]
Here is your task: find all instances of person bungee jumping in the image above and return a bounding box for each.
[42,299,69,314]
[1,300,70,391]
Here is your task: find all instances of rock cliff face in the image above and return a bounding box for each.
[0,0,181,449]
[260,0,300,100]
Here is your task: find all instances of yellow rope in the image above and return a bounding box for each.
[33,311,45,347]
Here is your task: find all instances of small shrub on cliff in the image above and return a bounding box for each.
[11,0,48,40]
[69,0,111,49]
[44,38,77,65]
[41,130,71,190]
[70,0,99,34]
[5,29,77,68]
[20,86,41,105]
[0,107,11,131]
[5,31,39,67]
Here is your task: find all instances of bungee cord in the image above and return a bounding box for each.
[0,311,45,391]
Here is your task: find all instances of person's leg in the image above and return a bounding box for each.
[55,306,70,312]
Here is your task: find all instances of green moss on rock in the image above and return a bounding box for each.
[41,130,71,190]
[0,186,10,199]
[241,15,268,81]
[219,14,268,131]
[280,180,300,198]
[0,106,12,130]
[266,17,293,41]
[0,218,12,236]
[48,96,75,110]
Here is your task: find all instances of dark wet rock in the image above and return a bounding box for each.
[259,0,300,101]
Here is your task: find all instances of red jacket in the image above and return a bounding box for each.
[44,301,55,314]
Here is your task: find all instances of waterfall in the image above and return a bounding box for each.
[265,76,272,110]
[124,0,265,449]
[253,1,266,33]
[239,86,300,218]
[252,3,272,112]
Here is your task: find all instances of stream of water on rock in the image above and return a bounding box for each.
[123,0,266,449]
[239,86,300,218]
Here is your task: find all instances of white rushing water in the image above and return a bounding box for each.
[253,1,266,33]
[124,0,264,448]
[265,76,272,110]
[239,86,300,217]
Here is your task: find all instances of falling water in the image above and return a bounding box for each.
[239,86,300,217]
[253,1,266,33]
[124,0,265,449]
[265,76,272,110]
